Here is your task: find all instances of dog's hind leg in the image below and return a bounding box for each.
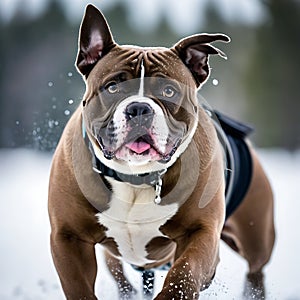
[222,149,275,299]
[104,250,137,299]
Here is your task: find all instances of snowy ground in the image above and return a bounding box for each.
[0,148,299,300]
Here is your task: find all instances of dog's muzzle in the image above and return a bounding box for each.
[96,98,181,165]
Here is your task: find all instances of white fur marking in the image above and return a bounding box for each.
[138,60,145,97]
[97,179,178,266]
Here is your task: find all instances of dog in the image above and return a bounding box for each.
[48,4,275,299]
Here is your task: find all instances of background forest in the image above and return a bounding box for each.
[0,0,299,151]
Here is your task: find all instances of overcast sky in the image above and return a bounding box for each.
[0,0,268,34]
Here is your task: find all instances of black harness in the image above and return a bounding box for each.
[212,110,253,219]
[82,110,253,219]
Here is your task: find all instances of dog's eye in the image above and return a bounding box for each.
[106,82,119,94]
[162,86,176,98]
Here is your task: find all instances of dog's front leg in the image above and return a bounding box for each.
[155,230,220,300]
[50,231,97,300]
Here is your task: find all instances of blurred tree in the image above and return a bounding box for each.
[244,0,300,149]
[0,0,84,150]
[106,2,179,47]
[200,2,256,118]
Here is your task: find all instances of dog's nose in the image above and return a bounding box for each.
[125,102,154,127]
[126,102,153,118]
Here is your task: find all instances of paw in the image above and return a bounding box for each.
[243,271,265,299]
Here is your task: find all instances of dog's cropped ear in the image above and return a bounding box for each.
[76,5,115,77]
[174,34,230,86]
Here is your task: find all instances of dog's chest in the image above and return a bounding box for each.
[96,179,178,266]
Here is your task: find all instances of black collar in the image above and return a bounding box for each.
[91,152,165,186]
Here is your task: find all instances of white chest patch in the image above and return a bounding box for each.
[96,178,178,266]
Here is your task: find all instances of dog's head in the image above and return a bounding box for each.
[76,5,229,174]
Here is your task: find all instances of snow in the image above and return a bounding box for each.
[0,148,299,299]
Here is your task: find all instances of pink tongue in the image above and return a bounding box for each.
[126,141,151,154]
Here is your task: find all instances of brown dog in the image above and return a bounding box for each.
[48,4,275,299]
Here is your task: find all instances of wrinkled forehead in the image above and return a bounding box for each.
[87,45,196,87]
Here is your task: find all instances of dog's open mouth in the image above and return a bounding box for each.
[116,135,163,163]
[98,134,179,164]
